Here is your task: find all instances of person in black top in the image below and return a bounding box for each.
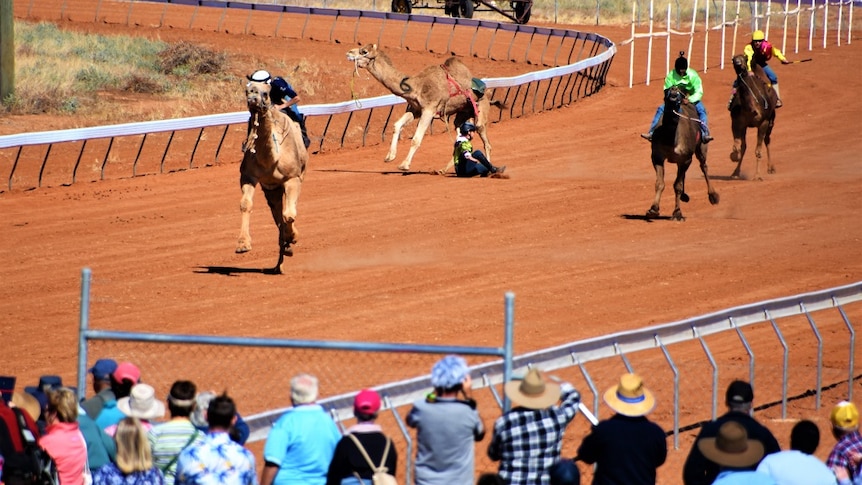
[326,389,397,485]
[682,380,781,485]
[577,373,667,485]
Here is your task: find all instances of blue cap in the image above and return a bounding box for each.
[431,355,469,389]
[0,375,15,404]
[89,359,118,381]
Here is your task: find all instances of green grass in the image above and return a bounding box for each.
[2,21,230,116]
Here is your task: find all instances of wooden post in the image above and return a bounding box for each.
[0,0,14,103]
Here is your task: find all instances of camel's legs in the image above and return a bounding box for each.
[730,130,747,179]
[696,146,720,206]
[398,110,435,171]
[386,112,414,164]
[671,161,692,221]
[647,157,665,218]
[236,173,257,253]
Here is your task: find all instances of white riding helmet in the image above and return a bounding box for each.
[249,70,272,83]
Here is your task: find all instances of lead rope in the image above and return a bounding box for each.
[244,112,259,154]
[739,74,770,110]
[350,59,363,108]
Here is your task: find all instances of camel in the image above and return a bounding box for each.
[236,77,308,274]
[729,54,778,180]
[346,43,505,172]
[646,85,720,221]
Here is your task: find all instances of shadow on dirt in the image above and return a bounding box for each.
[195,266,279,276]
[620,214,673,221]
[314,169,438,176]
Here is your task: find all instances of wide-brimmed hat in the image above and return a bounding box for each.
[603,373,655,417]
[12,392,42,422]
[118,383,165,420]
[504,368,561,410]
[697,421,764,468]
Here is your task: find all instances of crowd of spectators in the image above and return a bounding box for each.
[0,356,858,485]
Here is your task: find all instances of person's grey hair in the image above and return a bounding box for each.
[191,391,216,428]
[728,401,753,414]
[291,374,319,405]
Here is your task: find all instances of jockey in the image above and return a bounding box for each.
[730,30,791,108]
[248,69,311,148]
[641,52,713,143]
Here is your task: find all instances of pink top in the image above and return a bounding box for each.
[40,421,87,485]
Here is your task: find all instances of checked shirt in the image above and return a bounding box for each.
[487,383,581,485]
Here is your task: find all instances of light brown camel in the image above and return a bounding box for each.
[729,54,777,180]
[236,77,308,274]
[346,43,505,172]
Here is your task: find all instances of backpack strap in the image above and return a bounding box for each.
[12,407,37,447]
[160,428,201,473]
[346,433,391,471]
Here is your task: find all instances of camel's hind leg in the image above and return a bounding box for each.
[764,121,775,174]
[386,112,414,165]
[647,155,665,219]
[730,125,746,179]
[236,174,256,253]
[696,145,720,206]
[398,111,435,171]
[263,180,301,274]
[671,161,692,221]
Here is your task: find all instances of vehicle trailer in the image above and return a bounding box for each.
[391,0,533,24]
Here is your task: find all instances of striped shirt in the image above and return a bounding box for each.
[149,419,205,485]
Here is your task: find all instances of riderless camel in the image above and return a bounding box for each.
[346,44,505,172]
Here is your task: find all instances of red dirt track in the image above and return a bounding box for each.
[2,1,861,482]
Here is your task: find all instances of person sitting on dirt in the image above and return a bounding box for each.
[729,30,791,109]
[452,122,507,178]
[641,52,713,144]
[248,69,311,149]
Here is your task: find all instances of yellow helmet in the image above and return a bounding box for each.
[752,30,765,41]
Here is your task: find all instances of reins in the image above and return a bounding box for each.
[738,73,770,110]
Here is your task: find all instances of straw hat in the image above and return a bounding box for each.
[603,373,656,417]
[504,368,561,410]
[697,421,764,468]
[117,383,165,420]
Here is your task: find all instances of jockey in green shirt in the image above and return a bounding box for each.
[641,52,713,143]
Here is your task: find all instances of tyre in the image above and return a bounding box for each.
[460,0,474,18]
[512,0,531,23]
[391,0,412,14]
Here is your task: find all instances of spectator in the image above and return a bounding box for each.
[697,421,777,484]
[92,417,165,484]
[105,383,166,437]
[81,359,118,420]
[756,419,836,484]
[827,401,862,484]
[40,387,88,485]
[149,381,205,485]
[261,374,340,485]
[487,367,580,485]
[548,459,581,485]
[24,375,74,432]
[175,393,257,485]
[96,362,141,431]
[77,401,116,471]
[577,373,666,485]
[326,389,398,485]
[191,391,250,445]
[683,380,781,485]
[408,355,485,485]
[0,375,44,485]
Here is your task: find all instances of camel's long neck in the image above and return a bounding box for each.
[364,57,410,97]
[248,108,278,156]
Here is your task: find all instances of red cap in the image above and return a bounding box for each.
[112,362,141,384]
[354,389,381,415]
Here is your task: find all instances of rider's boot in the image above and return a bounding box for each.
[772,84,783,108]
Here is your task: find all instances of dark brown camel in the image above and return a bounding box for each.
[236,77,308,274]
[646,85,720,221]
[729,54,778,180]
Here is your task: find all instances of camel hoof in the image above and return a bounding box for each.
[709,192,720,205]
[645,208,660,219]
[235,243,252,254]
[397,163,411,171]
[680,193,690,203]
[672,210,685,221]
[767,167,776,174]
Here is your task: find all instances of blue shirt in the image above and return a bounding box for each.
[756,450,837,485]
[713,470,778,485]
[262,404,341,485]
[95,399,126,431]
[92,462,166,485]
[175,431,258,485]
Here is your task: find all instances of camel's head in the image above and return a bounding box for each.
[731,54,747,75]
[664,85,686,107]
[346,44,379,71]
[246,80,273,114]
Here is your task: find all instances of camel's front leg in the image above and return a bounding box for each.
[280,177,302,256]
[646,156,665,219]
[671,162,691,221]
[386,112,414,164]
[398,111,435,171]
[236,175,256,253]
[262,185,288,274]
[696,145,720,206]
[730,126,746,179]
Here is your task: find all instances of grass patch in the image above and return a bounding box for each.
[2,21,234,116]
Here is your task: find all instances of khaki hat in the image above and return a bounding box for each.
[118,383,165,421]
[12,392,42,422]
[697,421,764,468]
[603,373,656,417]
[504,368,561,410]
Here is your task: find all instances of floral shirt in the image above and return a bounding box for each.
[92,462,166,485]
[175,431,258,485]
